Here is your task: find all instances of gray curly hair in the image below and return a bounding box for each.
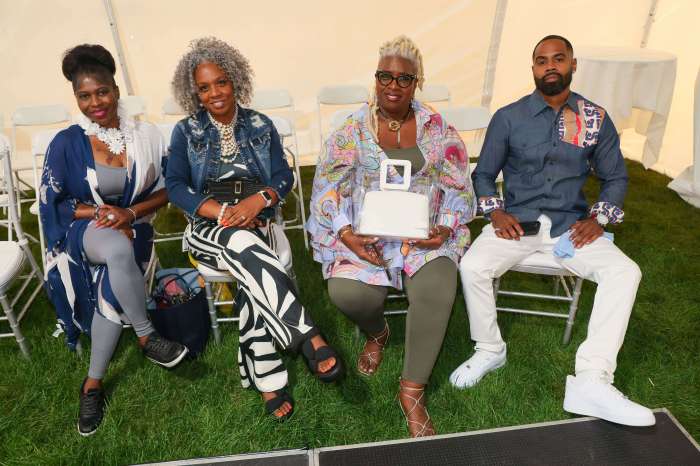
[171,37,254,114]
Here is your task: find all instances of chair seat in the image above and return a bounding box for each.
[0,241,25,292]
[195,261,234,282]
[511,251,573,276]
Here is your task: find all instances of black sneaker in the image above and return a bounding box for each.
[78,380,106,437]
[142,333,188,368]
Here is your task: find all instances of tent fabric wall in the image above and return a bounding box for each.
[0,0,697,184]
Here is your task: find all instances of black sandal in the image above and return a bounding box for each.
[301,337,344,383]
[264,389,294,422]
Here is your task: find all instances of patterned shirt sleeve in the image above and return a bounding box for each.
[306,123,358,253]
[590,115,627,222]
[436,123,476,230]
[590,201,624,225]
[478,196,504,217]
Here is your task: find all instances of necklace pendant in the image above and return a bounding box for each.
[387,120,401,132]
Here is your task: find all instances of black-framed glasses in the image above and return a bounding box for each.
[375,70,417,88]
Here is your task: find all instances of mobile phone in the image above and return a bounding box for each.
[519,221,541,236]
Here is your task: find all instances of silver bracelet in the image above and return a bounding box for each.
[217,202,229,225]
[126,207,137,223]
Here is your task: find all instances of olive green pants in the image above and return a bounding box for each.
[328,257,457,384]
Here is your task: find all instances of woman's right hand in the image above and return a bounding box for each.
[339,229,384,267]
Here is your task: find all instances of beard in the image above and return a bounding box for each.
[534,69,573,96]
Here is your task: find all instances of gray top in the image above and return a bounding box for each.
[96,163,127,203]
[383,146,425,176]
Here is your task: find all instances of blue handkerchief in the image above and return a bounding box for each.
[554,231,614,259]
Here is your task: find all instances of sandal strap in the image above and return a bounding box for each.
[265,389,293,414]
[399,383,435,437]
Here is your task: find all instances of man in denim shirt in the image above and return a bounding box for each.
[450,35,654,427]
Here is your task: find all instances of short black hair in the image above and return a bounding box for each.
[61,44,117,90]
[532,35,573,59]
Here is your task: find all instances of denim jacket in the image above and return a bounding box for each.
[166,106,293,218]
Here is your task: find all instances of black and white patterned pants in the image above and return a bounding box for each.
[186,220,318,392]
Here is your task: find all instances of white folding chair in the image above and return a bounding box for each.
[493,251,584,345]
[250,89,309,249]
[161,97,186,118]
[29,129,64,270]
[317,85,368,153]
[120,95,146,118]
[11,104,71,219]
[416,84,451,107]
[0,135,46,358]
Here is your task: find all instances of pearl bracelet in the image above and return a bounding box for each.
[217,202,229,225]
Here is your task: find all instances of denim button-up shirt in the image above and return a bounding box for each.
[473,90,628,237]
[166,106,293,218]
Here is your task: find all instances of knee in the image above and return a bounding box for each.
[621,260,642,285]
[103,236,136,267]
[328,279,383,314]
[459,249,489,280]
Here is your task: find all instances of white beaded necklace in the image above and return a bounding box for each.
[78,102,131,156]
[208,109,240,163]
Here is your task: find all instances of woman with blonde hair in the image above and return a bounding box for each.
[308,35,476,437]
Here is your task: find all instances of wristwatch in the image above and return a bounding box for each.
[258,190,273,207]
[594,213,609,227]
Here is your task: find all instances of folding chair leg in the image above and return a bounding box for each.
[204,282,221,344]
[562,277,584,345]
[0,294,29,358]
[493,277,501,301]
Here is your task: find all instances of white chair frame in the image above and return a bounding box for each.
[0,135,46,357]
[493,252,584,345]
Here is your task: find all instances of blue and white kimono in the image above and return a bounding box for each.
[39,107,166,349]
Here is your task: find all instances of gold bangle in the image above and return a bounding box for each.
[339,226,352,239]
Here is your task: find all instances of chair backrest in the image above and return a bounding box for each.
[329,109,353,131]
[440,106,491,132]
[161,97,186,117]
[0,135,24,238]
[250,89,294,111]
[12,104,71,127]
[268,115,293,139]
[156,123,176,146]
[416,84,451,106]
[31,129,63,157]
[317,85,368,105]
[121,95,146,117]
[316,85,368,151]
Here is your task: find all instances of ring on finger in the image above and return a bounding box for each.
[107,213,115,221]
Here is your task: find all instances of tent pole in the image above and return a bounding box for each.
[640,0,659,48]
[481,0,508,110]
[102,0,134,95]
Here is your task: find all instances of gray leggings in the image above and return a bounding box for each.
[328,257,457,384]
[84,224,154,379]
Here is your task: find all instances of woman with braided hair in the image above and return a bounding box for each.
[308,35,476,437]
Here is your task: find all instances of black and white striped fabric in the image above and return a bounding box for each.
[186,219,317,393]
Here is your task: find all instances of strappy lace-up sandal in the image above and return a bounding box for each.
[398,379,436,438]
[357,322,390,376]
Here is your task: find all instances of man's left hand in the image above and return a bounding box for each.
[569,218,603,249]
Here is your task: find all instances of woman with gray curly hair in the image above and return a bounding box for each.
[166,37,344,421]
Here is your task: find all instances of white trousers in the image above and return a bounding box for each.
[459,215,642,379]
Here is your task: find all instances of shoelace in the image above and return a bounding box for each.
[147,336,171,353]
[466,351,498,369]
[80,391,103,417]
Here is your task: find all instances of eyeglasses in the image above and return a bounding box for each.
[375,70,417,88]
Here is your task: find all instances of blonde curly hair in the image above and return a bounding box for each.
[368,35,425,140]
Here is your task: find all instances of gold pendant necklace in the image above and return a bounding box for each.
[378,107,412,145]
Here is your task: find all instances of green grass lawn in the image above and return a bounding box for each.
[0,160,698,465]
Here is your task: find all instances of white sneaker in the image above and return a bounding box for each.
[563,374,655,427]
[449,349,506,389]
